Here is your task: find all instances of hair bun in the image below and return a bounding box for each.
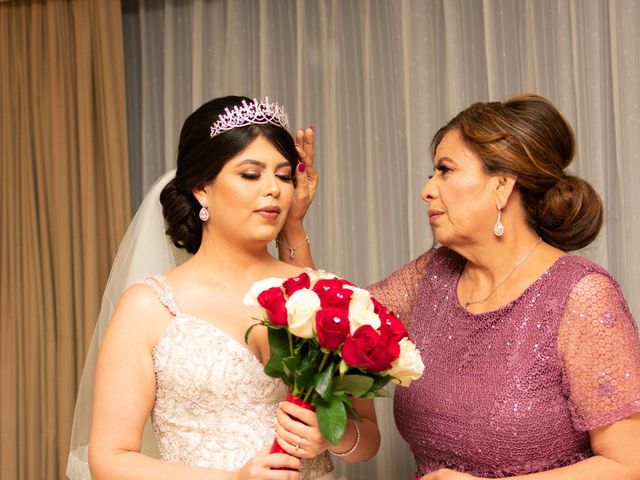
[160,177,202,254]
[535,174,603,251]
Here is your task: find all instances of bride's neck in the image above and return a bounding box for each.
[192,235,278,278]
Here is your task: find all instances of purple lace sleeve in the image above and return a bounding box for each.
[366,249,434,327]
[558,273,640,431]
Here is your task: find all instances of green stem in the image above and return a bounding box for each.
[288,332,298,395]
[318,351,330,373]
[303,352,331,403]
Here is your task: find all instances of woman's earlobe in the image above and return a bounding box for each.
[495,174,517,206]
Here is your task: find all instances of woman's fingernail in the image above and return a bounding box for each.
[297,162,306,173]
[309,125,315,131]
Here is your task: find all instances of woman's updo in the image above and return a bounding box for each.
[430,94,603,251]
[160,96,298,254]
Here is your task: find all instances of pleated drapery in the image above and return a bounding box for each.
[0,1,130,478]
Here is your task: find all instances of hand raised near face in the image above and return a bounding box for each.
[288,127,318,224]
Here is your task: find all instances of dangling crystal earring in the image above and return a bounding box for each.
[493,205,504,237]
[198,197,209,222]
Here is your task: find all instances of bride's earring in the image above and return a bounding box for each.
[198,197,210,222]
[493,204,504,237]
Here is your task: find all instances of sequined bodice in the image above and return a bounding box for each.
[142,275,335,478]
[370,248,640,478]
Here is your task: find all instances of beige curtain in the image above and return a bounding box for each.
[0,1,130,479]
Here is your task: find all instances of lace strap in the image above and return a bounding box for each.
[137,274,182,316]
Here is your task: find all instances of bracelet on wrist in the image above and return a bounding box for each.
[330,419,360,457]
[275,235,310,259]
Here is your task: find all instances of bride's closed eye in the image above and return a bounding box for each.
[240,171,260,180]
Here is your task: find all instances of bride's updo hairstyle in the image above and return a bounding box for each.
[160,96,298,254]
[430,94,603,251]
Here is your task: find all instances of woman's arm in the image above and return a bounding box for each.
[275,396,380,463]
[366,249,434,325]
[88,285,301,480]
[423,414,640,480]
[278,127,317,269]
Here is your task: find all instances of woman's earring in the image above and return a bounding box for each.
[198,197,209,222]
[493,205,504,237]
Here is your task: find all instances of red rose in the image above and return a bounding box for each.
[312,278,353,309]
[315,307,350,350]
[377,308,408,342]
[283,272,311,297]
[257,287,288,326]
[371,297,385,314]
[342,325,400,372]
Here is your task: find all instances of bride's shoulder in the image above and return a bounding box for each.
[112,281,173,330]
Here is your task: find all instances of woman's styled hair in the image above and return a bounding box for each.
[160,95,298,254]
[430,93,603,251]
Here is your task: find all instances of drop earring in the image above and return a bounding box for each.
[198,197,209,222]
[493,205,504,237]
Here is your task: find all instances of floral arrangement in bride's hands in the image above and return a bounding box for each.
[243,270,425,446]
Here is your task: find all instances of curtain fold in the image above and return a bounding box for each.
[0,1,130,478]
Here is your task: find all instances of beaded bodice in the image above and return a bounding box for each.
[370,248,640,478]
[141,275,335,478]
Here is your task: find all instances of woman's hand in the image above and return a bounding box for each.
[420,469,479,480]
[233,446,301,479]
[288,127,318,225]
[274,400,332,459]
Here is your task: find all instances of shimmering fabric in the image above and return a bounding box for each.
[141,275,336,479]
[372,248,640,478]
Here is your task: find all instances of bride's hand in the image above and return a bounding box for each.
[420,469,479,479]
[233,446,301,479]
[275,400,332,458]
[288,127,318,225]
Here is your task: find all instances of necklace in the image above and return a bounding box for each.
[463,237,543,308]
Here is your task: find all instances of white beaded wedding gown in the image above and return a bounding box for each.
[140,274,337,479]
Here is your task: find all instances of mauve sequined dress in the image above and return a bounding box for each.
[370,247,640,478]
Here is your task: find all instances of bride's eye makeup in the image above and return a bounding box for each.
[239,171,261,180]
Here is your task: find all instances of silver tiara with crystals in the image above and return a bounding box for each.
[209,97,289,138]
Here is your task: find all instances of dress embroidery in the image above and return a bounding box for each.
[140,275,335,478]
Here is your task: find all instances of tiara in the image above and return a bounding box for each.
[209,97,289,138]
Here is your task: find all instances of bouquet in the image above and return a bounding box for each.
[243,269,425,448]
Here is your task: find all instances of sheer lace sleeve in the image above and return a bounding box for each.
[366,249,434,327]
[558,273,640,431]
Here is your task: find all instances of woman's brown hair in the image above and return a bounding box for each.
[431,94,603,251]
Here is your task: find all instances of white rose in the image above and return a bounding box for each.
[242,277,285,307]
[285,289,321,338]
[344,285,375,318]
[386,338,425,387]
[307,269,339,284]
[348,308,381,334]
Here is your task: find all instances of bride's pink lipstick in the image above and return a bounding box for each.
[255,205,281,219]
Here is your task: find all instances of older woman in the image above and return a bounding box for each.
[282,94,640,479]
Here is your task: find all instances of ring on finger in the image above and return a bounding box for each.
[295,436,303,450]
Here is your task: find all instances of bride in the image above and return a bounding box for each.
[67,96,380,480]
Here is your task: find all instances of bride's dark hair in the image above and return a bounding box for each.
[160,96,298,254]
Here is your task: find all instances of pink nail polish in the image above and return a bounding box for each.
[297,162,306,173]
[309,125,315,131]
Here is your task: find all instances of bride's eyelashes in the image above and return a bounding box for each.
[239,170,294,182]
